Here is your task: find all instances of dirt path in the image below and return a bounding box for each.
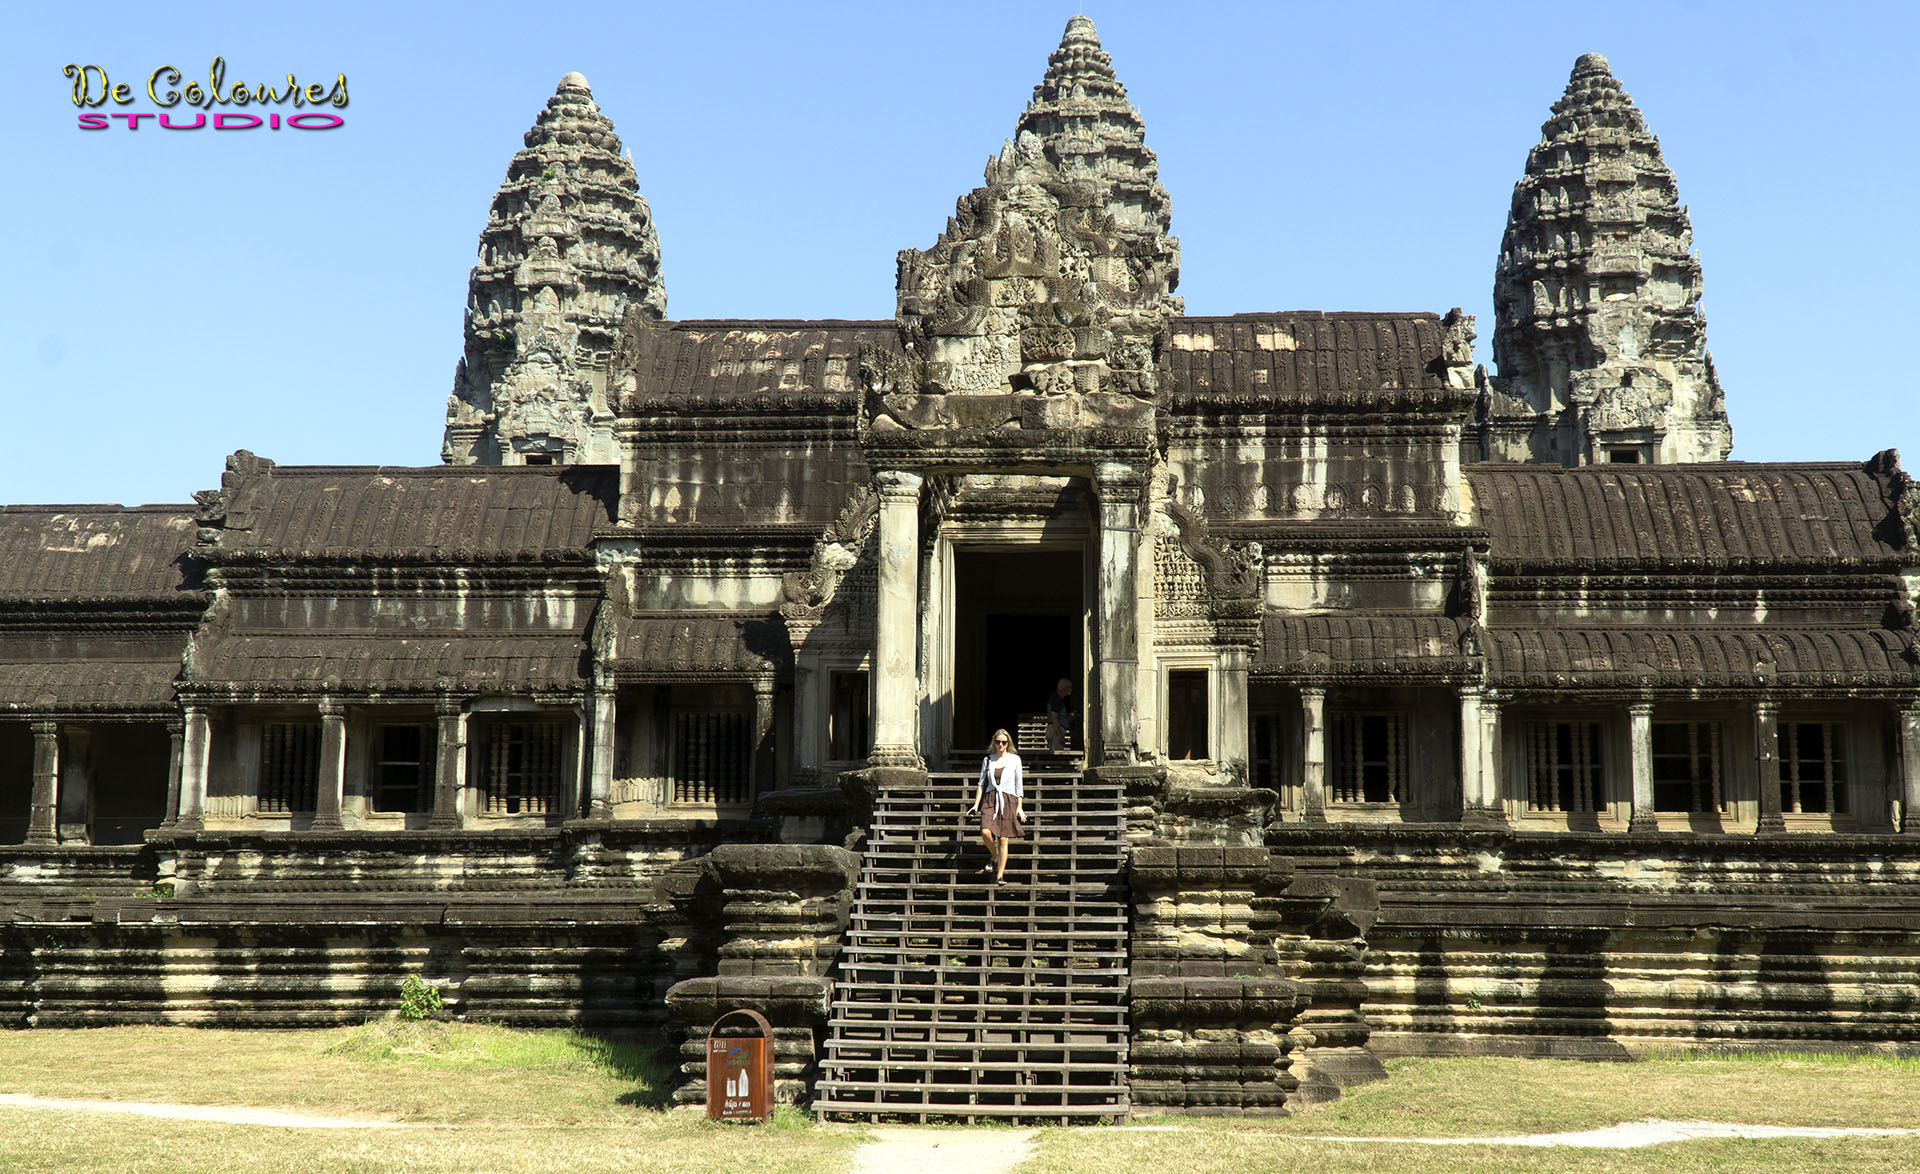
[847,1124,1033,1174]
[5,1095,1915,1157]
[0,1092,408,1129]
[1301,1119,1920,1149]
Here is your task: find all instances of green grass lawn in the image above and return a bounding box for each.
[0,1026,1915,1173]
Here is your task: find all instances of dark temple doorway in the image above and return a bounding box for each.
[952,548,1084,754]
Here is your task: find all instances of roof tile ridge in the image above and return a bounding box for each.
[0,503,197,512]
[264,464,616,476]
[667,317,896,329]
[1173,310,1444,323]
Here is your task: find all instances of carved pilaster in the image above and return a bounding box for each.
[161,718,184,831]
[313,699,346,831]
[1627,701,1658,833]
[176,707,209,833]
[870,471,923,769]
[1216,644,1251,786]
[1458,687,1484,823]
[587,687,616,818]
[784,613,825,783]
[1900,706,1920,834]
[431,698,467,830]
[26,720,58,845]
[1755,700,1784,834]
[752,676,777,797]
[1095,462,1144,766]
[1299,687,1327,824]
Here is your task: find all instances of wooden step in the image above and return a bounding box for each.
[819,765,1132,1123]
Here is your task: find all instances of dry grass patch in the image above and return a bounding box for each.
[1,1110,859,1174]
[4,1031,1918,1173]
[0,1022,866,1173]
[0,1021,673,1124]
[1021,1132,1920,1174]
[1134,1054,1920,1137]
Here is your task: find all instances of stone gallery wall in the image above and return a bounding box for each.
[1276,826,1920,1056]
[0,826,737,1030]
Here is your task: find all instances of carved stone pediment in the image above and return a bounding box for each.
[871,20,1181,451]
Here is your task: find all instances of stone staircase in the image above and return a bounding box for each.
[814,766,1130,1121]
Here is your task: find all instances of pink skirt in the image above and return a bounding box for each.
[980,801,1026,840]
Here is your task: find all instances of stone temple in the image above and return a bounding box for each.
[4,19,1919,1117]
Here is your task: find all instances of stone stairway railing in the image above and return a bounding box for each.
[814,769,1130,1121]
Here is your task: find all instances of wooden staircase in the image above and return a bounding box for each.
[814,767,1130,1121]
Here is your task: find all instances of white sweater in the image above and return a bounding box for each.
[977,752,1024,816]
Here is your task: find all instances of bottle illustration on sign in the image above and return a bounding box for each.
[725,1052,748,1106]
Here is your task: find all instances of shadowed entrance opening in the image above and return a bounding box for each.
[951,548,1084,754]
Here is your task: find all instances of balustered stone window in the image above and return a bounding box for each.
[1524,720,1605,813]
[259,722,320,814]
[1652,721,1725,813]
[671,710,753,805]
[1779,722,1849,815]
[478,720,566,816]
[1329,711,1409,804]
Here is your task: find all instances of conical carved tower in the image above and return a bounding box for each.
[1015,14,1172,239]
[443,73,665,466]
[1484,53,1731,466]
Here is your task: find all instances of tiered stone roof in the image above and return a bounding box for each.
[0,506,200,713]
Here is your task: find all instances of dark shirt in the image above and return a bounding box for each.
[1046,691,1074,730]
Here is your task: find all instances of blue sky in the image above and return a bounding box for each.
[5,1,1914,506]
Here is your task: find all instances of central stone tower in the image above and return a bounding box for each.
[885,14,1181,413]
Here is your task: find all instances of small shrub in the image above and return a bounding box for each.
[398,975,444,1022]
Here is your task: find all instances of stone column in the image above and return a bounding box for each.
[1480,698,1505,824]
[177,707,209,832]
[26,720,58,845]
[587,686,616,818]
[1094,463,1143,765]
[752,676,777,796]
[870,470,923,768]
[1300,687,1327,823]
[786,619,824,783]
[1217,645,1251,784]
[1755,699,1784,834]
[161,719,184,831]
[1628,701,1657,833]
[58,728,91,843]
[1900,705,1920,834]
[313,699,346,831]
[1458,687,1484,821]
[431,700,466,830]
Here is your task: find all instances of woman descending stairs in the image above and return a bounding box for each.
[813,768,1130,1122]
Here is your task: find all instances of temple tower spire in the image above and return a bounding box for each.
[443,73,665,466]
[1486,53,1731,466]
[1015,15,1171,238]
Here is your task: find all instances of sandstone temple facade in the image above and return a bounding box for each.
[4,19,1918,1117]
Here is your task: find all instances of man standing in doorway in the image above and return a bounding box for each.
[1046,678,1075,753]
